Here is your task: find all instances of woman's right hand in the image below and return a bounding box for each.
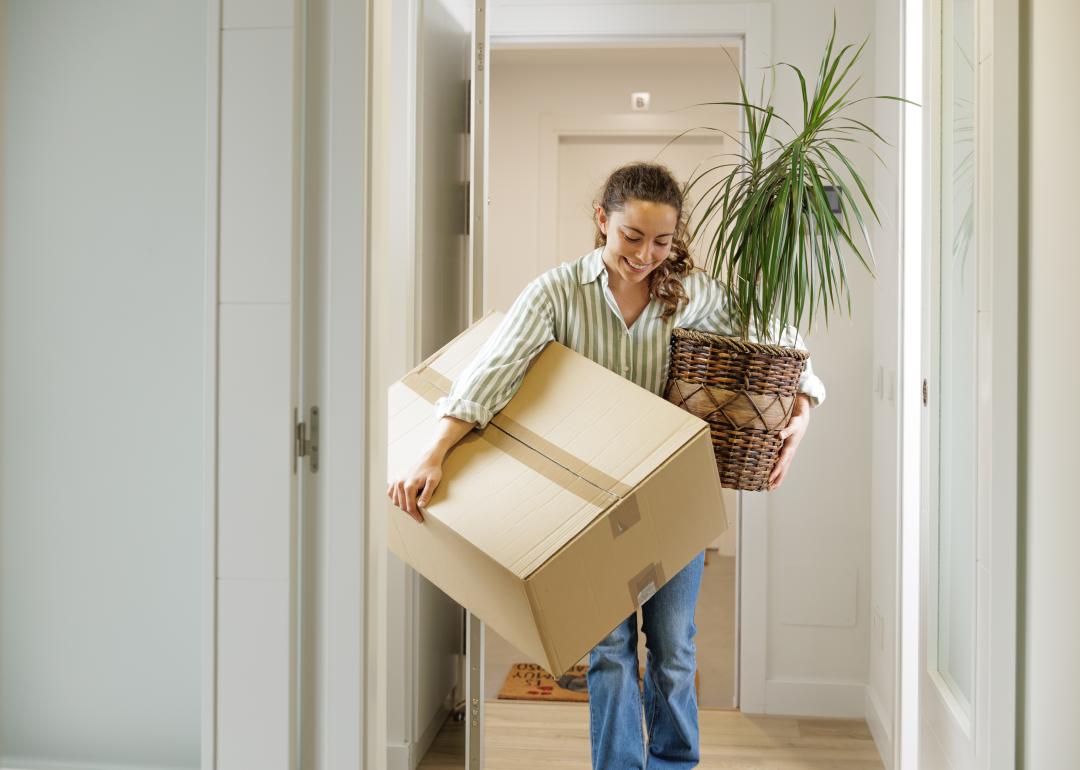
[387,450,444,524]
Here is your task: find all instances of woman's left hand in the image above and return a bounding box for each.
[768,394,811,490]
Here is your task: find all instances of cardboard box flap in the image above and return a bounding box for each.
[389,378,619,579]
[490,340,708,498]
[415,309,505,384]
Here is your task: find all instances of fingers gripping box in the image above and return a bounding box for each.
[386,311,729,678]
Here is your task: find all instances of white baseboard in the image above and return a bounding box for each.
[387,702,453,770]
[762,678,867,718]
[865,686,895,770]
[386,740,412,770]
[416,703,452,766]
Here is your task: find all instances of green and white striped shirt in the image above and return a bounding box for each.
[435,246,827,429]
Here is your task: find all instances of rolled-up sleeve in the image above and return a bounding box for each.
[433,276,556,429]
[680,273,827,409]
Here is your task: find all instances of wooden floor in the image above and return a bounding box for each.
[418,701,884,769]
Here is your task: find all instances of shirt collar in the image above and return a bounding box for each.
[579,247,607,285]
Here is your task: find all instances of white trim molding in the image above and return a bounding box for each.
[866,684,895,770]
[764,679,870,720]
[490,1,770,49]
[202,1,222,767]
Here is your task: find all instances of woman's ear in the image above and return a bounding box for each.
[595,205,607,235]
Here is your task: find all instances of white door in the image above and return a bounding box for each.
[554,129,728,270]
[382,0,480,764]
[413,0,472,746]
[920,0,984,766]
[0,2,208,766]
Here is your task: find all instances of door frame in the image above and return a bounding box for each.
[366,8,774,760]
[368,9,773,759]
[489,0,773,717]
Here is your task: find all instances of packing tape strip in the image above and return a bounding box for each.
[608,496,642,539]
[404,367,633,499]
[492,413,634,498]
[401,371,447,407]
[628,561,666,609]
[402,370,611,506]
[480,424,609,506]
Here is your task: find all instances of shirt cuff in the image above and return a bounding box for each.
[797,370,826,409]
[434,395,493,429]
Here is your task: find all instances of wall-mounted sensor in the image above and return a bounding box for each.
[822,185,842,215]
[631,92,651,111]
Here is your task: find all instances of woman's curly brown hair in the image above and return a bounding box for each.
[592,161,695,320]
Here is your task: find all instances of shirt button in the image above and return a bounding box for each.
[623,365,630,373]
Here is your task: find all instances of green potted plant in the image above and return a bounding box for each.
[663,18,906,491]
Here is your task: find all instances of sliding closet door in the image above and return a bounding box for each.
[0,2,207,767]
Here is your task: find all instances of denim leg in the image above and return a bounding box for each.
[640,551,705,769]
[587,611,645,769]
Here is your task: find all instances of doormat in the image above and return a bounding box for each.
[497,662,700,703]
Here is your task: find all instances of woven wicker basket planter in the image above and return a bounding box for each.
[663,327,808,491]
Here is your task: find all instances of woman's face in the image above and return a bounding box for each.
[597,198,679,288]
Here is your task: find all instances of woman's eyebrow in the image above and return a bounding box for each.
[622,225,675,237]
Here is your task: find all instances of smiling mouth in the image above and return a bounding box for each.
[622,256,653,273]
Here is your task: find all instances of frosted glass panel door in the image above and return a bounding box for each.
[936,0,977,712]
[0,2,207,768]
[921,0,984,766]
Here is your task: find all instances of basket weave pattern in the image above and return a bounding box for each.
[664,327,808,491]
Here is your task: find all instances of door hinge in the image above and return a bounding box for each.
[294,405,319,474]
[922,378,928,406]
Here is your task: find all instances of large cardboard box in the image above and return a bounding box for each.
[387,311,729,678]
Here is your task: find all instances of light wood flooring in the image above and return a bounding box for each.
[418,701,884,769]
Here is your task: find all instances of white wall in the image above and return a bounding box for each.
[0,1,206,766]
[489,45,742,310]
[1021,0,1080,764]
[756,0,879,718]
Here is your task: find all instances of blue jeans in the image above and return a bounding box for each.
[586,551,705,769]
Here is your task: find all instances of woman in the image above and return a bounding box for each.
[388,161,826,769]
